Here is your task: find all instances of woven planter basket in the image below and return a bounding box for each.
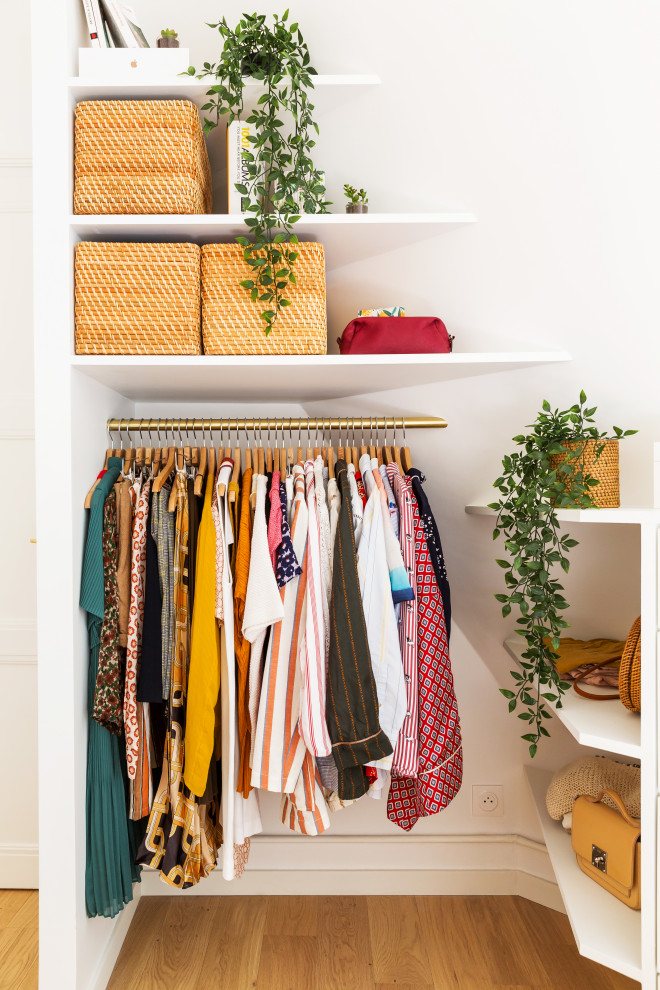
[619,616,641,713]
[549,438,620,508]
[75,242,202,355]
[201,242,327,354]
[74,100,212,215]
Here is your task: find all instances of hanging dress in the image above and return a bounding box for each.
[81,458,140,918]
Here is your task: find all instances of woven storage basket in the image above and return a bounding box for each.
[201,242,327,354]
[74,101,212,215]
[619,616,641,713]
[549,438,620,508]
[75,242,202,355]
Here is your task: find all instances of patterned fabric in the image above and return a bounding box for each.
[92,488,124,735]
[235,467,254,798]
[115,478,133,648]
[407,468,451,637]
[233,838,250,879]
[347,463,364,543]
[137,473,221,886]
[151,487,175,700]
[211,465,226,621]
[124,477,153,819]
[251,465,309,791]
[276,481,302,588]
[281,750,330,836]
[387,492,462,831]
[326,461,392,800]
[370,457,414,605]
[355,471,367,508]
[298,461,332,759]
[357,458,406,766]
[267,469,282,570]
[387,465,419,778]
[379,464,399,538]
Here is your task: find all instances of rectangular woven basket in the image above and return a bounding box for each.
[201,242,327,355]
[75,242,202,355]
[74,100,213,215]
[549,438,620,508]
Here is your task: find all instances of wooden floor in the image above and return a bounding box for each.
[105,895,640,990]
[0,890,38,990]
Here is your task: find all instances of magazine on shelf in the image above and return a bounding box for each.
[227,119,255,214]
[100,0,149,48]
[80,0,103,46]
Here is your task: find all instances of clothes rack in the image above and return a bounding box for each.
[106,416,447,433]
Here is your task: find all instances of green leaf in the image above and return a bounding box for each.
[239,279,254,289]
[500,689,515,699]
[495,559,509,569]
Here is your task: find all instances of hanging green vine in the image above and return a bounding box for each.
[189,10,330,333]
[490,392,637,757]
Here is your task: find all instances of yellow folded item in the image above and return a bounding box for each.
[543,636,625,676]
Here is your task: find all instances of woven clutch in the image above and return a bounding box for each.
[201,242,327,355]
[74,100,212,215]
[75,242,202,355]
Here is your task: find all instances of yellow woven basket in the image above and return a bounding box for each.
[201,242,327,354]
[74,100,213,215]
[549,438,620,508]
[619,616,641,713]
[75,242,202,355]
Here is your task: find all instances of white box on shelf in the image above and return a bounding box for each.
[78,47,191,78]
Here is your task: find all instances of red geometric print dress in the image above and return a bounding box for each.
[387,490,462,831]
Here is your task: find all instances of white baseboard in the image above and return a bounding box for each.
[139,833,563,911]
[0,843,38,888]
[89,892,140,990]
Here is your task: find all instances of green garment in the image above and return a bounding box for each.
[81,458,141,918]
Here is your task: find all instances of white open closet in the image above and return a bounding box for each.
[31,2,660,988]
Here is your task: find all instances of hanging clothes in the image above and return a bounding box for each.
[407,468,451,637]
[234,466,254,798]
[81,458,140,918]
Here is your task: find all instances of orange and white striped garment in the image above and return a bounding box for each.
[281,749,330,835]
[250,465,308,792]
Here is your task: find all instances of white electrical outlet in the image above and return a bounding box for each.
[472,784,504,817]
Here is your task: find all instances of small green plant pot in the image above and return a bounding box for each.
[346,203,368,214]
[157,37,179,48]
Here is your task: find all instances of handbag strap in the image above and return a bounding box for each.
[572,657,621,700]
[584,789,640,828]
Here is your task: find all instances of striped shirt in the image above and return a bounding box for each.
[387,464,419,778]
[298,461,333,758]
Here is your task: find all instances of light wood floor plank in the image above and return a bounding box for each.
[264,894,319,936]
[0,924,38,990]
[199,895,267,990]
[0,892,32,931]
[255,935,317,990]
[367,896,433,986]
[415,895,493,990]
[106,899,170,990]
[316,895,374,990]
[474,895,550,987]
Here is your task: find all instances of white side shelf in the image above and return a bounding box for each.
[70,212,477,271]
[504,638,641,758]
[70,352,571,402]
[525,766,642,982]
[466,503,658,525]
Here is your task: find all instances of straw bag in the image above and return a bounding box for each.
[548,438,619,508]
[571,789,641,909]
[572,616,641,713]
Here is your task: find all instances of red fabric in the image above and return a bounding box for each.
[387,493,462,831]
[355,472,367,507]
[267,470,282,571]
[338,317,453,355]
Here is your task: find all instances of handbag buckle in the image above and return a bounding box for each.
[591,844,607,873]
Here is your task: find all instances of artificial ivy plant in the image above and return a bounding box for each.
[189,10,330,332]
[490,392,636,756]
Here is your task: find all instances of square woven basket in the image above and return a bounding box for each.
[74,100,213,215]
[201,242,327,354]
[74,242,202,355]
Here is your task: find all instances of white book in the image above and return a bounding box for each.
[100,0,148,48]
[227,119,255,214]
[90,0,110,47]
[80,0,102,47]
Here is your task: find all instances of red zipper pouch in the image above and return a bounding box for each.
[337,316,454,354]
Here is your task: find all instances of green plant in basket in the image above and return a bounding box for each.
[490,392,637,756]
[188,10,331,333]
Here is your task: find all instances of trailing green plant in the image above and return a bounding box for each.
[343,184,368,205]
[490,392,637,757]
[161,28,178,38]
[188,10,330,333]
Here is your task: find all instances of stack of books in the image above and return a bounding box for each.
[81,0,148,48]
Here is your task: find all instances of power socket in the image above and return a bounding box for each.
[472,784,504,817]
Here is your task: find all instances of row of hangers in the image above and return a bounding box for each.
[85,417,414,511]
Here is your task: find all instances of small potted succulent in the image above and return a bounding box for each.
[157,29,179,49]
[344,184,368,214]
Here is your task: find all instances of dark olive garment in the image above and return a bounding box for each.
[326,460,392,801]
[137,497,163,703]
[407,468,451,637]
[187,477,203,614]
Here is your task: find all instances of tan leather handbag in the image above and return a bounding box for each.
[571,789,641,909]
[572,616,641,713]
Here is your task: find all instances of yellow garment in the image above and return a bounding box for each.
[184,471,222,798]
[546,636,625,676]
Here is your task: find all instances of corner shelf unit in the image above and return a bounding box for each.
[525,766,642,982]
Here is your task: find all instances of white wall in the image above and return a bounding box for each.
[0,1,37,887]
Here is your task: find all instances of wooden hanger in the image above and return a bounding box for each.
[167,448,184,512]
[393,445,403,473]
[257,446,265,476]
[229,444,241,502]
[401,445,413,473]
[327,445,335,480]
[194,444,207,497]
[153,444,175,493]
[244,444,252,472]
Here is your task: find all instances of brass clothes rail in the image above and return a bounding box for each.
[106,416,447,434]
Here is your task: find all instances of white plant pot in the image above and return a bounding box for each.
[78,47,190,78]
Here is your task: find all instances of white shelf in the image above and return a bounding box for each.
[68,73,380,111]
[466,503,659,525]
[70,212,477,271]
[525,766,641,982]
[504,638,641,758]
[70,351,571,402]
